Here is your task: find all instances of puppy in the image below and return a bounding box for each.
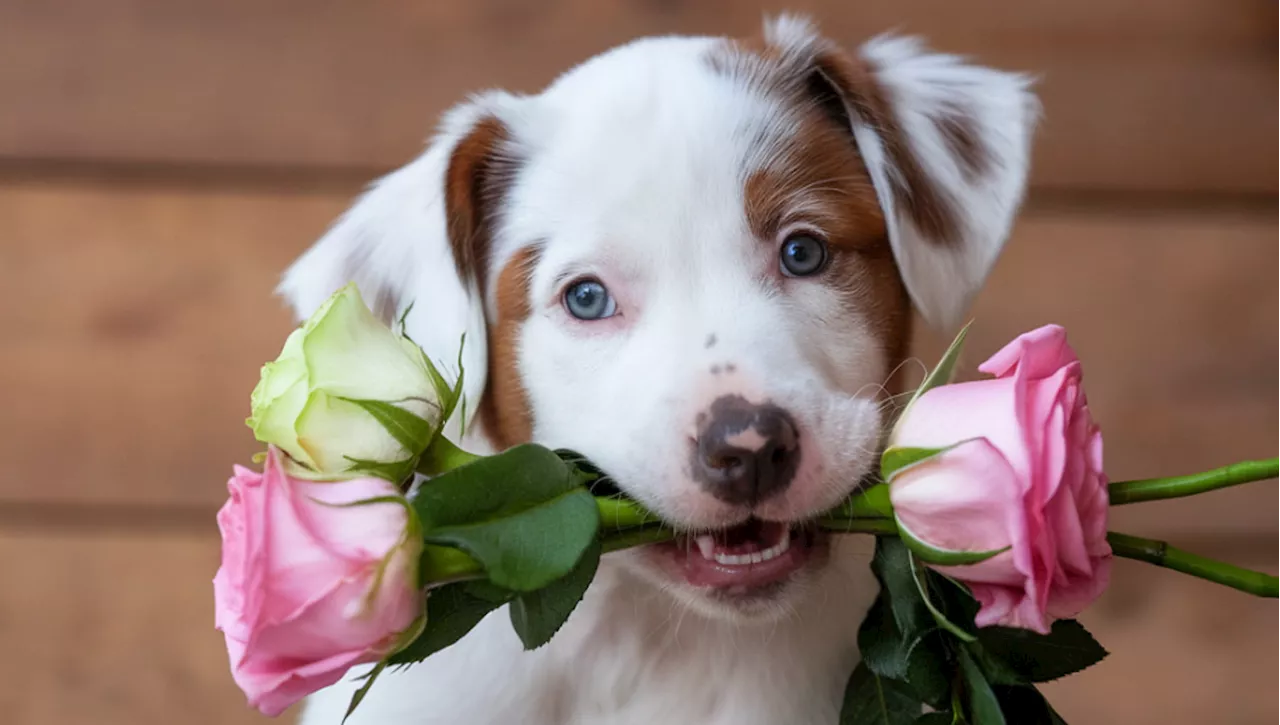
[282,15,1035,725]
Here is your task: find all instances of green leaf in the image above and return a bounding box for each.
[413,444,601,592]
[509,541,601,650]
[419,332,466,431]
[929,571,982,631]
[342,398,436,454]
[905,631,952,710]
[914,713,954,725]
[964,642,1026,687]
[992,686,1069,725]
[897,321,971,424]
[858,584,951,710]
[908,553,977,643]
[858,596,910,679]
[975,620,1108,683]
[957,648,1006,725]
[872,538,935,642]
[840,663,923,725]
[344,455,419,485]
[387,581,514,667]
[342,661,387,724]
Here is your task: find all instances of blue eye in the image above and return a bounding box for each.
[780,233,829,277]
[564,279,617,320]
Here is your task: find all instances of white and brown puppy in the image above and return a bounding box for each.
[284,15,1035,725]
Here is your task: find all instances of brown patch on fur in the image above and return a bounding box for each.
[936,104,988,181]
[808,50,964,248]
[444,117,519,293]
[476,246,541,449]
[713,28,986,249]
[717,36,916,392]
[443,115,535,448]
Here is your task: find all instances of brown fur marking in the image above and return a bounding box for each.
[444,117,519,294]
[809,50,964,248]
[443,115,536,448]
[476,246,540,449]
[935,103,988,181]
[718,37,914,388]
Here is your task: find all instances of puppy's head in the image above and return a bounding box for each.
[281,16,1036,621]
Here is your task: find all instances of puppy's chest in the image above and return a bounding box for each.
[511,598,856,724]
[516,645,842,724]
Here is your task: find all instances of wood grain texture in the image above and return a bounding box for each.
[1042,554,1279,725]
[0,182,342,507]
[1,183,1276,539]
[0,530,278,725]
[0,0,1274,193]
[909,208,1279,538]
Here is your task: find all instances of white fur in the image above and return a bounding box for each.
[281,16,1034,725]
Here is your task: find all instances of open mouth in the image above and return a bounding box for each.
[653,519,820,590]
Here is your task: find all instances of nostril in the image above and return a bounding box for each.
[692,395,802,506]
[769,445,789,466]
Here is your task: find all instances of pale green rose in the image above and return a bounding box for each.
[247,283,454,479]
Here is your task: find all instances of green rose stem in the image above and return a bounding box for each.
[413,457,1277,598]
[1107,457,1277,505]
[1106,532,1278,598]
[600,526,676,552]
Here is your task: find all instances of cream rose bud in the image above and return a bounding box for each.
[247,283,447,477]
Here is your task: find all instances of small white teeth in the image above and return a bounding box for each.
[695,535,716,560]
[697,529,792,566]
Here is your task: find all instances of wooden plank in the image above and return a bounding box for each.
[0,182,1275,541]
[910,208,1279,538]
[0,0,1274,194]
[0,530,275,724]
[1042,553,1279,724]
[0,182,339,507]
[0,529,1273,724]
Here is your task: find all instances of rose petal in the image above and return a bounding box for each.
[978,324,1079,380]
[891,438,1024,564]
[893,379,1034,482]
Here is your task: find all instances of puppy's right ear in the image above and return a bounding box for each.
[278,92,523,441]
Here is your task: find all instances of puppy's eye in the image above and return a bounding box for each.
[564,279,617,320]
[779,233,828,277]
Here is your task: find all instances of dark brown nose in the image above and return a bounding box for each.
[693,395,800,506]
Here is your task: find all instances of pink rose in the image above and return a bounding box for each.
[888,325,1111,634]
[214,447,423,715]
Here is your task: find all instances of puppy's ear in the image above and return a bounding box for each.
[768,16,1038,331]
[278,92,522,440]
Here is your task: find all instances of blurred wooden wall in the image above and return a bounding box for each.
[0,2,1275,723]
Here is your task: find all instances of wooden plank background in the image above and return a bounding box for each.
[0,0,1276,194]
[0,2,1274,724]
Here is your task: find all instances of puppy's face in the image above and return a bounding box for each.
[282,17,1035,622]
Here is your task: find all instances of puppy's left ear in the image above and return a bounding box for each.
[772,19,1038,330]
[849,37,1037,330]
[276,92,523,442]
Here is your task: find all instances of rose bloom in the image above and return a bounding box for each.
[246,282,445,478]
[214,447,423,715]
[888,324,1111,634]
